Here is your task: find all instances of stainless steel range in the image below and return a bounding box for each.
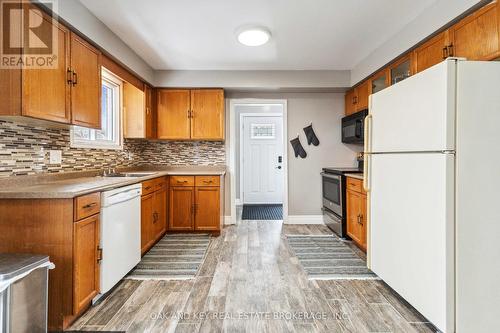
[321,167,362,238]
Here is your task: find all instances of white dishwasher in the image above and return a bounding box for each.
[100,183,142,295]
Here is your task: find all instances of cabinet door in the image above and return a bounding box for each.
[123,82,146,138]
[450,2,500,60]
[359,194,367,251]
[157,89,191,139]
[190,89,225,140]
[371,69,390,94]
[145,86,155,139]
[346,189,362,246]
[355,81,370,112]
[141,193,154,255]
[413,31,449,73]
[169,187,194,231]
[389,54,413,85]
[344,89,357,116]
[73,215,99,314]
[153,188,167,240]
[194,186,220,231]
[22,8,71,124]
[70,33,101,129]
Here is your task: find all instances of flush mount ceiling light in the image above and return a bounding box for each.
[237,27,271,46]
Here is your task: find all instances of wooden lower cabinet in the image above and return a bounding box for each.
[153,187,168,239]
[169,186,195,231]
[0,193,102,330]
[141,193,155,254]
[73,214,100,314]
[169,175,222,234]
[346,177,367,251]
[141,177,168,255]
[195,186,220,231]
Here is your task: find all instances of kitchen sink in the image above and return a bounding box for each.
[102,172,157,178]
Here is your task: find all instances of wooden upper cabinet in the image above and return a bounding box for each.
[190,89,225,140]
[22,8,71,124]
[355,81,370,112]
[73,214,100,314]
[344,89,357,116]
[157,89,225,140]
[194,186,220,231]
[371,69,390,94]
[389,54,413,85]
[450,1,500,61]
[70,33,101,129]
[413,30,450,73]
[123,82,146,138]
[145,86,156,139]
[345,82,369,116]
[157,89,191,139]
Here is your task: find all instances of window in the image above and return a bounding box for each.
[71,69,122,149]
[251,123,275,139]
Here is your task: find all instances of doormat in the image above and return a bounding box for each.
[242,204,283,220]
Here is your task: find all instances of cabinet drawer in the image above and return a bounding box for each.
[74,192,101,221]
[195,175,220,187]
[154,177,167,191]
[170,176,194,187]
[142,179,156,195]
[346,177,364,193]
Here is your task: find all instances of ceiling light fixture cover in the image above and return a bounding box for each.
[237,27,271,46]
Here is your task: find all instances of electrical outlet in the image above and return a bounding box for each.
[49,150,62,164]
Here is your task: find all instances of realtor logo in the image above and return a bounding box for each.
[1,0,58,68]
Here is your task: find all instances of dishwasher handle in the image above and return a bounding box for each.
[102,188,141,207]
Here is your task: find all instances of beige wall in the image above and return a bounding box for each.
[224,92,362,217]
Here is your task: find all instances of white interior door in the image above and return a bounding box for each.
[368,152,455,332]
[243,116,284,204]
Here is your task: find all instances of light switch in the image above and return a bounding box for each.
[49,150,62,164]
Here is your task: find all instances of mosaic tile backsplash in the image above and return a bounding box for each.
[0,119,226,178]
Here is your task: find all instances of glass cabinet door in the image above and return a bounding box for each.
[371,72,388,94]
[390,57,412,85]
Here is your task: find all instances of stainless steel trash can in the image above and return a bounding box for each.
[0,254,54,333]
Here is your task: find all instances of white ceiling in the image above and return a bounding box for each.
[79,0,438,71]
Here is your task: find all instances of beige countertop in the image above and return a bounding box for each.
[345,173,364,180]
[0,166,226,199]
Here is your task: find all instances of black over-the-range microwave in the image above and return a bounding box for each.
[341,110,368,144]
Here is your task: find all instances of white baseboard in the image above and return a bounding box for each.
[285,215,324,225]
[224,216,236,225]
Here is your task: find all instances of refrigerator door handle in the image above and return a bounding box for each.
[363,114,372,192]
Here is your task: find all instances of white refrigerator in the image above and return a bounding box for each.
[365,59,500,333]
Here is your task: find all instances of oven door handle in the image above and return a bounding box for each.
[321,172,341,180]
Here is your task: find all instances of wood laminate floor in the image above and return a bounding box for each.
[70,221,436,333]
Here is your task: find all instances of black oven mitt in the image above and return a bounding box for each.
[303,124,320,146]
[290,137,307,158]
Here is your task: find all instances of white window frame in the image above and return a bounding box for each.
[70,68,123,150]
